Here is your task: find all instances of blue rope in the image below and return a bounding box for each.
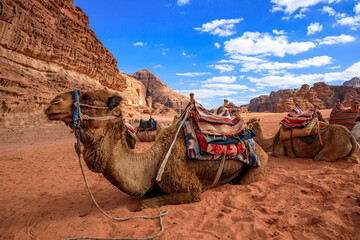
[72,90,80,129]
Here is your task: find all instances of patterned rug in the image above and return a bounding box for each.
[330,101,360,129]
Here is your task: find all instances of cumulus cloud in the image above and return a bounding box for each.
[133,42,147,46]
[248,61,360,87]
[176,72,213,77]
[270,0,342,15]
[202,76,237,83]
[273,29,287,35]
[214,42,221,48]
[176,89,238,99]
[177,0,190,6]
[240,56,333,72]
[322,6,336,16]
[202,83,248,90]
[208,64,235,73]
[318,34,356,45]
[307,22,323,35]
[194,18,244,37]
[224,32,316,57]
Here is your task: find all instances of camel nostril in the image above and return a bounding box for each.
[51,99,60,105]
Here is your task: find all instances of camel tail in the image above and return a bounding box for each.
[348,131,359,156]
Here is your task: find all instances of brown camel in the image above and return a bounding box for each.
[45,90,268,210]
[247,118,359,163]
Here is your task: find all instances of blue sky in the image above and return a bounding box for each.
[74,0,360,108]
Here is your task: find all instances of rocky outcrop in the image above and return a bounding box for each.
[248,81,360,112]
[227,103,248,114]
[0,0,148,127]
[132,69,189,113]
[343,77,360,88]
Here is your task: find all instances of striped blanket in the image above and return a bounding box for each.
[329,102,360,129]
[194,102,246,136]
[280,107,316,128]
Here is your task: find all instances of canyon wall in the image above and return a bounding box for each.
[0,0,148,126]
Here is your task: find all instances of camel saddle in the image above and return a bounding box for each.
[139,118,156,131]
[280,107,323,141]
[330,101,360,129]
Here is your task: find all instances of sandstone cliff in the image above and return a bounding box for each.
[343,77,360,88]
[248,81,360,112]
[132,69,189,113]
[0,0,151,127]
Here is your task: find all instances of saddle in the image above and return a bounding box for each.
[182,101,260,167]
[330,101,360,129]
[279,107,323,140]
[139,117,156,131]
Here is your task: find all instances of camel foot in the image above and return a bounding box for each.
[135,191,202,211]
[337,156,359,163]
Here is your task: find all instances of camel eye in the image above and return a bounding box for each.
[82,95,93,103]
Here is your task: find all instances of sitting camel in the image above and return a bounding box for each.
[135,117,165,142]
[247,118,359,163]
[45,90,268,210]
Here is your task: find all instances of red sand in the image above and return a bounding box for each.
[1,111,360,240]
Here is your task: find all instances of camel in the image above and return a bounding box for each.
[45,90,268,210]
[135,118,165,142]
[247,118,359,163]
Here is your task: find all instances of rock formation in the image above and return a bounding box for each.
[248,81,360,112]
[343,77,360,88]
[132,69,189,113]
[0,0,185,127]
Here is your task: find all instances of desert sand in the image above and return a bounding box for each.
[1,110,360,240]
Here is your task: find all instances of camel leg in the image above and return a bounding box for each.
[314,145,353,162]
[136,191,201,211]
[272,142,285,157]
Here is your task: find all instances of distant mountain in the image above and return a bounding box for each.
[343,77,360,88]
[247,80,360,113]
[132,69,189,113]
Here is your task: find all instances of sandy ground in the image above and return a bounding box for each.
[1,110,360,240]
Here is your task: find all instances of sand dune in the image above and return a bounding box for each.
[1,111,359,240]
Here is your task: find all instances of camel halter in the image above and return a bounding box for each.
[68,90,168,240]
[71,90,118,129]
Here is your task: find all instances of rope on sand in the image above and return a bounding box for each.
[64,128,168,240]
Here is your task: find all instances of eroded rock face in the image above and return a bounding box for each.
[0,0,147,126]
[343,77,360,88]
[132,69,189,113]
[248,81,360,112]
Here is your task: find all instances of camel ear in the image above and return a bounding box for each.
[107,95,122,110]
[257,118,261,122]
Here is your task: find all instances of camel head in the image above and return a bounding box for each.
[45,90,123,129]
[247,118,262,133]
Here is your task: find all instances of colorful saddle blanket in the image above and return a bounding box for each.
[182,113,260,167]
[330,102,360,129]
[193,102,247,136]
[280,107,323,128]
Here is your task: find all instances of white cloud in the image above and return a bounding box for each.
[307,22,323,35]
[322,6,336,16]
[355,2,360,15]
[224,32,316,57]
[176,89,238,99]
[202,76,237,83]
[209,64,235,73]
[153,64,163,68]
[182,51,195,58]
[248,61,360,87]
[318,34,356,45]
[270,0,342,15]
[294,8,308,19]
[176,72,212,77]
[177,0,190,6]
[162,48,169,56]
[240,56,333,72]
[214,42,221,48]
[202,83,248,90]
[273,29,287,35]
[194,18,244,37]
[133,42,147,46]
